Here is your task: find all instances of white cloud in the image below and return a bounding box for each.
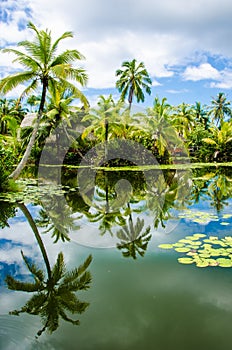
[166,89,189,94]
[210,69,232,89]
[1,0,232,98]
[182,63,221,81]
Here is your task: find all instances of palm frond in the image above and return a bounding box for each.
[21,250,45,282]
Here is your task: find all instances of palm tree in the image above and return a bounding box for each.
[202,121,232,161]
[0,98,24,134]
[27,94,41,112]
[0,22,88,179]
[115,59,152,109]
[36,196,81,243]
[5,202,92,338]
[81,95,118,142]
[142,97,181,158]
[193,101,209,129]
[117,213,151,259]
[172,102,195,139]
[208,92,232,128]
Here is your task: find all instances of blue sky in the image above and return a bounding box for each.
[1,0,232,107]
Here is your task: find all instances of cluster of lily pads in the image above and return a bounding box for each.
[159,233,232,268]
[178,209,232,226]
[178,210,219,224]
[0,179,74,204]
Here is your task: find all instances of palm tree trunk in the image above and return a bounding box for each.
[128,87,134,111]
[9,80,48,180]
[105,115,109,159]
[17,202,52,279]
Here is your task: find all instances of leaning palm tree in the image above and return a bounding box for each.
[5,202,92,338]
[0,21,88,179]
[115,59,152,109]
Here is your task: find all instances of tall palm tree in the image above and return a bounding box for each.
[115,59,152,109]
[0,22,88,179]
[5,202,92,337]
[208,92,232,128]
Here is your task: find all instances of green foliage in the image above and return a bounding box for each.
[0,201,16,228]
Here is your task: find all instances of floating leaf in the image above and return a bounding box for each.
[175,247,191,253]
[193,233,207,238]
[222,214,232,219]
[178,258,194,264]
[196,261,209,268]
[172,243,185,248]
[158,244,173,249]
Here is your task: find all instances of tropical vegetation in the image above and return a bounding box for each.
[0,21,232,188]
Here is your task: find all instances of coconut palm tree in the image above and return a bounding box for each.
[172,102,195,139]
[117,213,151,259]
[202,121,232,161]
[5,202,92,338]
[115,59,152,109]
[208,92,232,128]
[81,95,118,143]
[142,97,180,158]
[0,98,24,135]
[0,22,88,179]
[193,101,209,129]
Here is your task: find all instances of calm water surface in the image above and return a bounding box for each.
[0,166,232,350]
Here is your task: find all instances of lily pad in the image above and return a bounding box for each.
[222,214,232,219]
[158,244,173,249]
[175,247,191,253]
[178,258,194,264]
[196,261,209,268]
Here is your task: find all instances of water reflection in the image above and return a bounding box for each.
[1,201,92,338]
[1,166,232,347]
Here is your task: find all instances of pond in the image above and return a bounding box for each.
[1,165,232,350]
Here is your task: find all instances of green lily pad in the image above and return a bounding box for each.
[198,254,211,258]
[196,261,209,268]
[207,259,219,266]
[189,241,202,246]
[158,244,173,249]
[217,258,232,267]
[185,235,201,241]
[220,222,230,226]
[178,258,194,264]
[193,233,207,238]
[222,214,232,219]
[175,247,191,253]
[186,252,198,256]
[172,243,185,248]
[179,239,194,244]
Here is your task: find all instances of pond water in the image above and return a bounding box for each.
[1,165,232,350]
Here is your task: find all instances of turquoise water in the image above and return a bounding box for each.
[1,167,232,349]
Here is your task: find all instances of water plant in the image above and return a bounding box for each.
[159,233,232,268]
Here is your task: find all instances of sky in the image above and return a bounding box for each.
[1,0,232,107]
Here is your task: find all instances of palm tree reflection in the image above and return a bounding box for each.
[117,204,151,259]
[5,202,92,338]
